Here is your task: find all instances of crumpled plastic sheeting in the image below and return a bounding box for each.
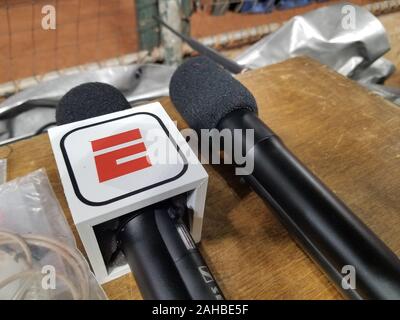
[0,169,106,299]
[0,64,175,118]
[352,57,396,84]
[236,3,391,78]
[362,83,400,105]
[0,159,6,184]
[235,3,400,105]
[0,64,175,143]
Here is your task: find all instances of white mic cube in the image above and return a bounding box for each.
[49,102,208,283]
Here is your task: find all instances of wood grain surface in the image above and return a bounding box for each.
[381,12,400,69]
[0,57,399,300]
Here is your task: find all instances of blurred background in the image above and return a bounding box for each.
[1,0,399,92]
[0,0,399,143]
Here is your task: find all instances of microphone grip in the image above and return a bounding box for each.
[119,210,192,300]
[155,209,225,300]
[220,110,400,299]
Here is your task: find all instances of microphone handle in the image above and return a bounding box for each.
[119,209,192,300]
[155,208,225,300]
[219,110,400,299]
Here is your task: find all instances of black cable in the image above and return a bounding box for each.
[34,122,57,135]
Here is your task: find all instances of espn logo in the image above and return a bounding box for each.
[91,129,151,182]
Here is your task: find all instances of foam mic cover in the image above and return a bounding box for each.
[169,56,257,132]
[56,82,131,125]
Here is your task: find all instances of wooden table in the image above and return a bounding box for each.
[1,57,399,300]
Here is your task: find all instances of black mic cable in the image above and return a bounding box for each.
[154,15,245,74]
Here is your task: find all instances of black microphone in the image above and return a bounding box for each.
[154,198,224,300]
[169,56,400,300]
[117,205,192,300]
[57,82,223,300]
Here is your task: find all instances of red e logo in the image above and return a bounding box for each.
[91,129,151,183]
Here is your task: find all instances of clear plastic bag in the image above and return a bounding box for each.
[0,159,6,184]
[0,169,106,300]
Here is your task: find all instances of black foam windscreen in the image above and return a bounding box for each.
[56,82,131,125]
[169,56,257,132]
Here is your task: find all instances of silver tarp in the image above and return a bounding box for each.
[236,3,392,78]
[0,64,175,143]
[235,3,400,104]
